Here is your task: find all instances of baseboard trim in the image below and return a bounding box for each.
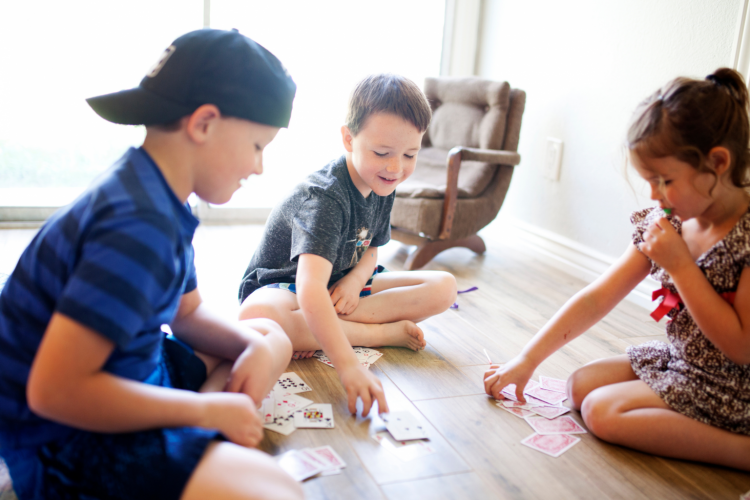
[486,217,659,310]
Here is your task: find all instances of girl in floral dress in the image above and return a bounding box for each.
[484,68,750,470]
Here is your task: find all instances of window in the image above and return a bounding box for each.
[0,1,445,221]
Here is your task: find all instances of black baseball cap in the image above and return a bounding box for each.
[86,29,296,127]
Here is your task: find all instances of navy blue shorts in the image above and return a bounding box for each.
[1,335,218,500]
[264,265,387,297]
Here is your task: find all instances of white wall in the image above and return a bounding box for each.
[477,0,743,259]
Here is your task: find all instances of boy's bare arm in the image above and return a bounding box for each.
[329,247,378,315]
[170,288,291,402]
[171,288,270,360]
[296,253,388,415]
[26,313,263,446]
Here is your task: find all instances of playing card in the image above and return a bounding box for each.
[260,392,276,424]
[740,489,750,500]
[500,400,544,409]
[274,393,313,417]
[501,380,540,401]
[382,411,429,441]
[311,445,346,469]
[528,405,571,419]
[524,415,587,435]
[294,404,335,428]
[497,404,536,418]
[524,385,568,405]
[521,433,580,458]
[309,445,346,475]
[297,448,341,476]
[276,450,324,481]
[274,372,312,394]
[539,376,567,393]
[371,431,436,461]
[264,413,297,435]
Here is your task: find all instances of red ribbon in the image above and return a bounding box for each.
[650,286,737,322]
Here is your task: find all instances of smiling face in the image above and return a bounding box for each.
[195,117,279,205]
[630,151,719,221]
[342,112,424,198]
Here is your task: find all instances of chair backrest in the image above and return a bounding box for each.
[424,77,512,151]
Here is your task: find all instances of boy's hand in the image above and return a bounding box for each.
[639,218,692,274]
[483,355,536,402]
[338,363,388,416]
[225,342,274,407]
[201,392,264,447]
[329,273,365,315]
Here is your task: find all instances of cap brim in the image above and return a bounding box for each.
[86,87,197,125]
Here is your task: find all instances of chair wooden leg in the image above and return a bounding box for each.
[404,234,487,270]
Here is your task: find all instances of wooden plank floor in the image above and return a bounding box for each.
[1,223,749,499]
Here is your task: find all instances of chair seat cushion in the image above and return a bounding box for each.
[395,147,496,199]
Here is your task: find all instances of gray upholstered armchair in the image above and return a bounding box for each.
[390,77,525,269]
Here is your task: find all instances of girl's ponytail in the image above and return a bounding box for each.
[706,68,749,111]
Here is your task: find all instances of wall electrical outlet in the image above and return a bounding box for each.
[544,138,563,181]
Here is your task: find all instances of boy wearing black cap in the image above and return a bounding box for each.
[238,74,457,417]
[0,29,303,500]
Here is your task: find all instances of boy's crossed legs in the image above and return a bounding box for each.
[568,355,750,471]
[238,270,457,357]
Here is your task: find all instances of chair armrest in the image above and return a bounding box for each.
[459,147,521,166]
[437,146,521,239]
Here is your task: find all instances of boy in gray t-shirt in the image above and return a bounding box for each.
[239,74,457,416]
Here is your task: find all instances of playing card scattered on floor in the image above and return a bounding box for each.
[297,446,346,476]
[314,347,383,369]
[274,372,312,394]
[372,431,436,461]
[521,433,580,458]
[382,411,429,441]
[294,404,335,429]
[277,450,325,481]
[525,415,587,435]
[528,405,570,419]
[264,372,314,435]
[495,376,584,458]
[539,376,567,394]
[497,404,536,419]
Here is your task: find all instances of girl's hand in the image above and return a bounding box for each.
[638,218,692,273]
[483,355,536,401]
[201,392,264,447]
[338,363,388,416]
[329,274,364,315]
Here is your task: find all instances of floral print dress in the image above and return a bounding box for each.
[627,206,750,435]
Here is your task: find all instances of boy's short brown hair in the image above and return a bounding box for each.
[345,74,432,136]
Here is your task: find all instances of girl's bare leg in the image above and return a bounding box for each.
[181,442,303,500]
[571,355,750,470]
[567,354,639,409]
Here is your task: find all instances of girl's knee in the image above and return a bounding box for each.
[581,390,618,442]
[567,366,591,410]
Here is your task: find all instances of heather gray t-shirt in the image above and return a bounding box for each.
[238,155,394,303]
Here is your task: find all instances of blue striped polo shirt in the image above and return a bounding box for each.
[0,147,199,447]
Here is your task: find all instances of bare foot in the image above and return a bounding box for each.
[380,320,426,351]
[292,350,317,360]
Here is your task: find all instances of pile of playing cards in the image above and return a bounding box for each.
[262,372,335,436]
[313,347,383,370]
[371,411,436,461]
[276,446,346,481]
[497,376,587,458]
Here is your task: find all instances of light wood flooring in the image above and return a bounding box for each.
[1,223,749,499]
